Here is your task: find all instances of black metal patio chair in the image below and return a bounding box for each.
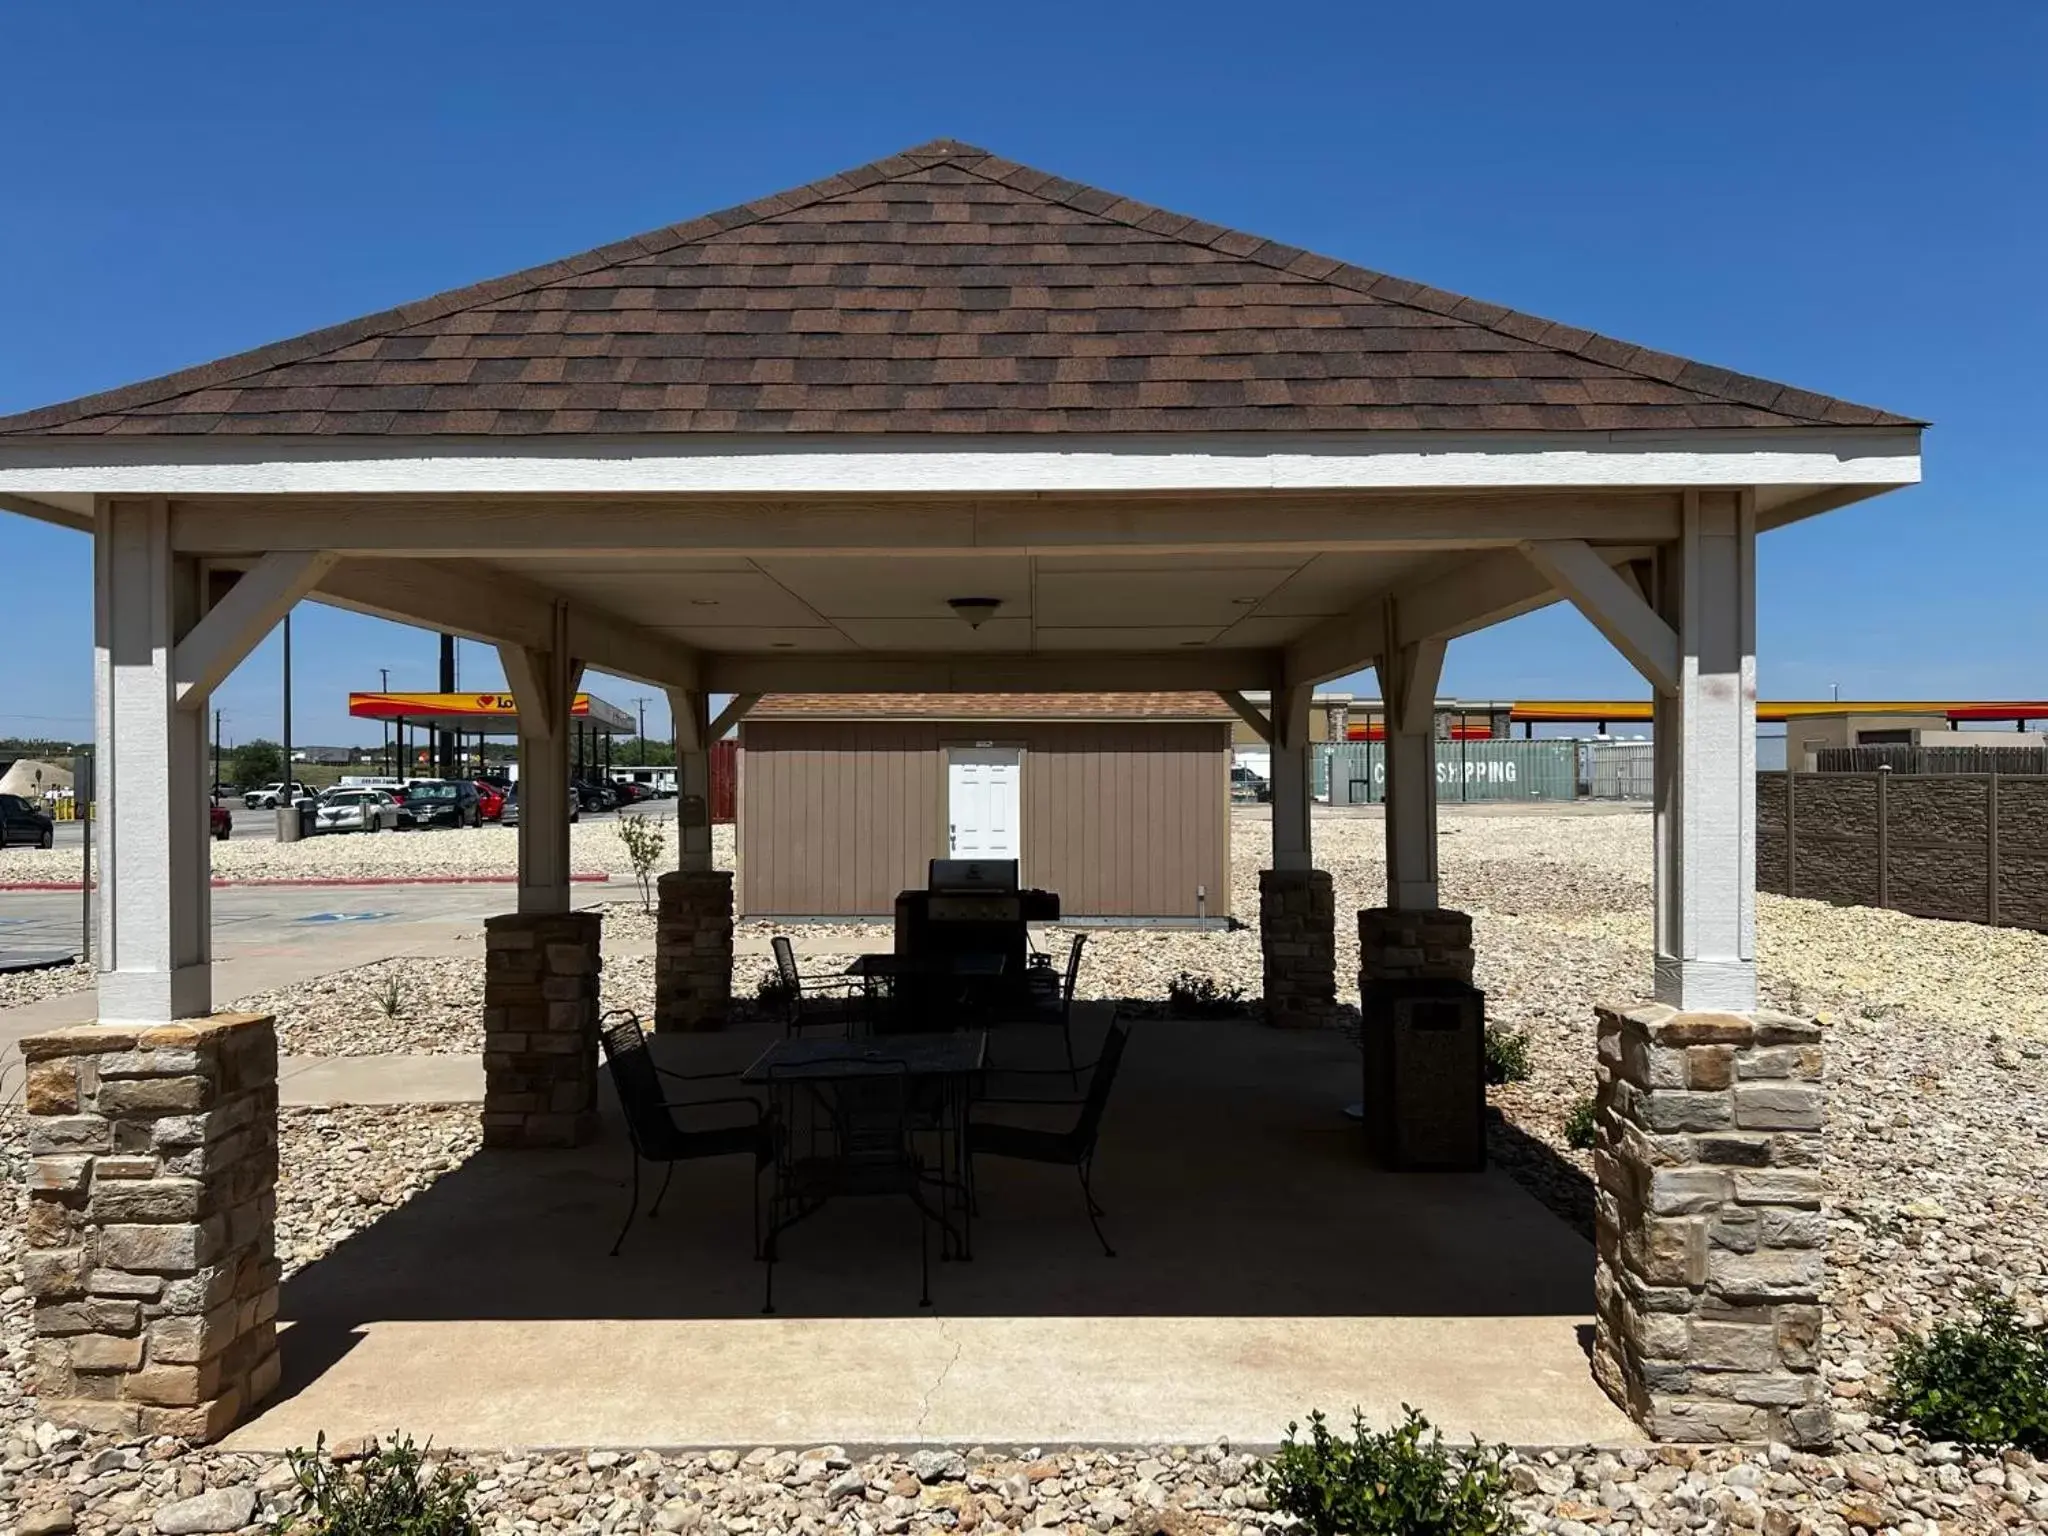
[771,934,872,1038]
[762,1055,955,1312]
[596,1010,776,1258]
[967,1014,1131,1258]
[1019,930,1086,1082]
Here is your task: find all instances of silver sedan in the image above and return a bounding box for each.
[313,789,399,834]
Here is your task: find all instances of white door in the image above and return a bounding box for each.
[947,747,1022,859]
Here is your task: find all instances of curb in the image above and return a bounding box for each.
[0,874,613,892]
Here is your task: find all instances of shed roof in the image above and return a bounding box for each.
[749,693,1238,722]
[0,140,1914,439]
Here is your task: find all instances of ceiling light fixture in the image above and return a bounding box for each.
[947,597,1003,630]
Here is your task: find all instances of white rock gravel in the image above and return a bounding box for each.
[0,960,92,1012]
[6,807,2048,1534]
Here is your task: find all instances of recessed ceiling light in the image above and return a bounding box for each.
[690,598,720,607]
[1180,639,1206,646]
[771,641,796,649]
[1231,597,1258,605]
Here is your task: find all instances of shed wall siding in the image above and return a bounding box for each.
[738,720,1229,918]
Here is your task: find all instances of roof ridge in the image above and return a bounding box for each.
[941,155,1889,428]
[0,140,997,435]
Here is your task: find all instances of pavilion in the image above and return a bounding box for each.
[0,140,1920,1447]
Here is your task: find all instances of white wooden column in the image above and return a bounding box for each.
[668,687,713,874]
[498,605,581,915]
[1378,614,1447,910]
[1652,490,1758,1010]
[1270,682,1313,871]
[94,498,212,1022]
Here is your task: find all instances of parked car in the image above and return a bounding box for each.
[209,798,232,841]
[1229,765,1272,804]
[501,783,578,827]
[402,778,483,829]
[471,779,506,821]
[610,780,652,806]
[0,793,55,849]
[243,781,314,811]
[313,788,400,834]
[573,778,618,812]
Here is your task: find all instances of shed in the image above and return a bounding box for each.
[737,693,1235,922]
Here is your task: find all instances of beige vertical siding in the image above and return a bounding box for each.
[739,719,1230,919]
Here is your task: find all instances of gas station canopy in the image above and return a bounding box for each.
[347,691,634,734]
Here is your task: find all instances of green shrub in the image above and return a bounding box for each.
[1882,1294,2048,1451]
[1482,1027,1531,1085]
[273,1433,479,1536]
[615,814,669,912]
[1166,971,1249,1018]
[1265,1406,1515,1536]
[755,969,796,1014]
[1563,1096,1598,1150]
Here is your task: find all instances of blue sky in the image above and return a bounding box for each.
[2,1,2041,747]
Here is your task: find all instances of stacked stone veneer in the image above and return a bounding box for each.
[1594,1002,1831,1448]
[1358,907,1475,986]
[654,870,734,1033]
[21,1014,280,1443]
[483,910,601,1148]
[1258,869,1336,1028]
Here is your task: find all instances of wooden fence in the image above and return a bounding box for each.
[1757,771,2048,932]
[1815,744,2048,775]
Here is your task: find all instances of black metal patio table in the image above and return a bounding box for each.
[844,951,1007,1031]
[742,1032,987,1309]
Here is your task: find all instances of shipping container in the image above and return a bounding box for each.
[1317,739,1578,804]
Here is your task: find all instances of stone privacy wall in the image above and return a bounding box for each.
[1258,869,1335,1028]
[1358,907,1475,987]
[1758,770,2048,931]
[21,1014,280,1443]
[1593,1003,1830,1448]
[655,870,734,1033]
[483,911,601,1148]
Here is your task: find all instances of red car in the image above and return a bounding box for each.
[209,799,232,841]
[472,780,506,821]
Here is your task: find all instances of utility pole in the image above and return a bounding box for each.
[631,696,650,765]
[437,634,456,778]
[212,708,223,790]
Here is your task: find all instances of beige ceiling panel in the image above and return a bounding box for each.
[483,554,758,573]
[831,616,1037,650]
[649,625,856,652]
[756,555,1032,619]
[1210,614,1323,648]
[1031,553,1306,575]
[1251,552,1441,617]
[1033,626,1226,650]
[542,569,825,628]
[1036,568,1290,627]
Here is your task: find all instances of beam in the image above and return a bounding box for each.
[0,492,92,533]
[1217,690,1271,743]
[311,556,699,690]
[708,692,760,741]
[172,551,338,709]
[1520,539,1681,695]
[164,493,1686,557]
[702,649,1275,695]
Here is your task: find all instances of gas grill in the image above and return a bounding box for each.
[892,859,1060,1014]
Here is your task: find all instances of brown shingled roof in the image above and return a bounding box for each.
[749,693,1238,721]
[0,140,1917,437]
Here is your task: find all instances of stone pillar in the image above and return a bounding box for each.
[1358,907,1474,988]
[1258,869,1335,1028]
[21,1014,280,1443]
[654,869,734,1033]
[1593,1003,1829,1448]
[482,910,601,1147]
[94,499,214,1023]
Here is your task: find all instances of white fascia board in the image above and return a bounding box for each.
[0,429,1922,496]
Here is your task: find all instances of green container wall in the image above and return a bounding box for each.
[1315,740,1579,804]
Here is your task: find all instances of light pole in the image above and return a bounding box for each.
[212,708,223,790]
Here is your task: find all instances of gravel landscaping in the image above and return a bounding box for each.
[0,960,91,1013]
[4,805,2048,1533]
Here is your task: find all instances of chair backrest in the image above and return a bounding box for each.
[1061,931,1088,1005]
[597,1010,671,1156]
[1073,1016,1131,1152]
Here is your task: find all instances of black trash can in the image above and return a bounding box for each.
[1360,978,1487,1171]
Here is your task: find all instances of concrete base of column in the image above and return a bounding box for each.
[655,870,735,1033]
[20,1014,281,1443]
[1593,1002,1831,1448]
[1257,869,1336,1029]
[1357,907,1475,989]
[482,911,602,1147]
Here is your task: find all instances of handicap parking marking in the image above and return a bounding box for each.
[294,911,396,925]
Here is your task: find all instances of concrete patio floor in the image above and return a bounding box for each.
[228,1010,1640,1451]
